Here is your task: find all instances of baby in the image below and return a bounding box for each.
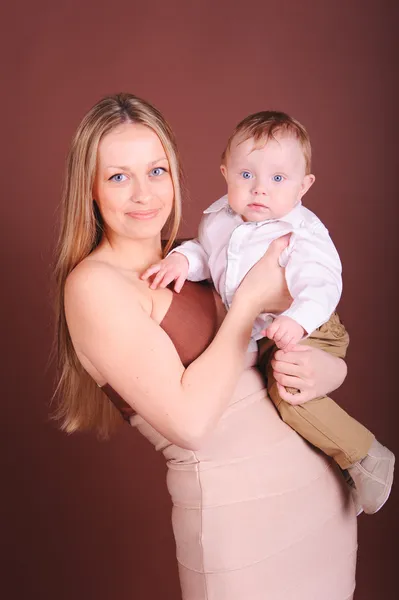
[142,111,394,515]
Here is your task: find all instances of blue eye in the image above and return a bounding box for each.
[110,173,127,182]
[241,171,253,179]
[150,167,166,177]
[273,174,284,183]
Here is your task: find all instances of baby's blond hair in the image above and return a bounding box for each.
[222,111,312,174]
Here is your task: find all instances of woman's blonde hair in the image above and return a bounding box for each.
[52,93,184,438]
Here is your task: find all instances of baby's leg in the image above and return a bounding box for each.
[258,313,395,514]
[257,313,374,470]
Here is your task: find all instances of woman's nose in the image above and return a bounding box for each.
[131,179,151,203]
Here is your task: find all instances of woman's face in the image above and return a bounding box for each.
[93,123,174,242]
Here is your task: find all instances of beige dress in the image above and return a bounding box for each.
[103,282,357,600]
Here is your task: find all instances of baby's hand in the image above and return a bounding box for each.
[141,252,189,292]
[264,316,305,352]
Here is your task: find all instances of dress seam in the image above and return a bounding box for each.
[176,500,357,574]
[172,461,334,509]
[168,445,286,471]
[167,433,316,471]
[177,545,358,577]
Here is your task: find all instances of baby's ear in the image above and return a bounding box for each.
[300,174,315,198]
[220,164,228,181]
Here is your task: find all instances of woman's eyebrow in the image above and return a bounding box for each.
[148,157,168,166]
[105,164,132,171]
[105,157,168,170]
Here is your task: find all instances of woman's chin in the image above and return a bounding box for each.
[125,216,170,239]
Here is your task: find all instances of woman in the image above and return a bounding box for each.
[54,93,357,599]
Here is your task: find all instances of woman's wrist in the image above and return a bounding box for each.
[230,291,261,325]
[222,300,256,348]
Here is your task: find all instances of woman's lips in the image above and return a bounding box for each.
[126,209,160,220]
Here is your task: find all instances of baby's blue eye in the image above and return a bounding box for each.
[150,167,166,177]
[110,173,127,182]
[273,174,284,183]
[241,171,253,179]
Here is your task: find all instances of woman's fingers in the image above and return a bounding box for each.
[273,371,304,389]
[273,343,324,405]
[273,344,341,405]
[271,358,300,376]
[266,234,291,261]
[277,383,310,405]
[274,344,311,365]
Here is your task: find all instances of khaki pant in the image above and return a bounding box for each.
[257,312,374,469]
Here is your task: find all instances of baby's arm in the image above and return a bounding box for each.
[141,215,211,291]
[279,222,342,334]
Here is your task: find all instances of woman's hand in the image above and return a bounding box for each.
[271,345,348,405]
[234,235,293,317]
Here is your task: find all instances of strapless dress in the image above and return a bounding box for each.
[102,281,357,600]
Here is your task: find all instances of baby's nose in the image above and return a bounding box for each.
[253,185,268,196]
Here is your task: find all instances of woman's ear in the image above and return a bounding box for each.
[299,174,315,199]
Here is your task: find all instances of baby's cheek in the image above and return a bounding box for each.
[227,188,245,213]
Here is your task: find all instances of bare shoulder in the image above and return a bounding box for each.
[66,258,124,300]
[65,258,150,330]
[64,258,154,384]
[67,256,144,296]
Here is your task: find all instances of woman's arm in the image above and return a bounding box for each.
[271,345,347,405]
[65,237,289,450]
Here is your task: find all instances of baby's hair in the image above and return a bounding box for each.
[221,111,312,174]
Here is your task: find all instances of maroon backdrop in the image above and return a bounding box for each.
[1,1,398,598]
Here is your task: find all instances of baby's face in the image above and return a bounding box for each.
[221,132,315,222]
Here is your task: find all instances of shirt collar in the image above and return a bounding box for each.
[204,195,304,227]
[268,201,304,227]
[203,194,230,214]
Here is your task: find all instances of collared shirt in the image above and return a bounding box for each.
[171,195,342,350]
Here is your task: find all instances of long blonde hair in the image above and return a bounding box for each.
[53,93,184,438]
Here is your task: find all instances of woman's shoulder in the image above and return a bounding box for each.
[65,257,151,318]
[67,256,121,289]
[64,257,159,387]
[65,258,119,308]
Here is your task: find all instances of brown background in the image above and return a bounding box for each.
[1,1,398,598]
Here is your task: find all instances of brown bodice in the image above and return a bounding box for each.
[101,281,219,421]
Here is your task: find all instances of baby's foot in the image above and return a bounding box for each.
[347,439,395,514]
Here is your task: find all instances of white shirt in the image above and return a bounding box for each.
[172,195,342,351]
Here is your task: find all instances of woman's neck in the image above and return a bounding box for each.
[94,233,163,274]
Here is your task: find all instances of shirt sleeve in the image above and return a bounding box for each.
[167,215,211,281]
[281,222,343,334]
